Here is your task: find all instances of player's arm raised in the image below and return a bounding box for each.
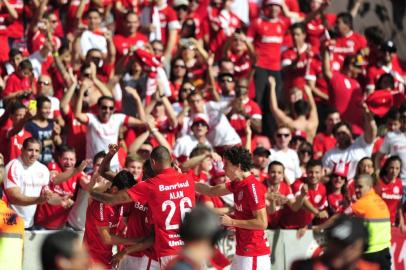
[195,183,231,197]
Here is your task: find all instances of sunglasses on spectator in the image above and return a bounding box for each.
[174,64,186,69]
[101,105,114,111]
[219,77,233,83]
[276,133,290,138]
[299,150,312,155]
[38,81,50,86]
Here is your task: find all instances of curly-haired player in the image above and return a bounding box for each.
[195,146,271,270]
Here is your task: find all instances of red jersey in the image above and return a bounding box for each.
[327,193,347,214]
[225,174,269,256]
[375,178,403,225]
[266,181,294,229]
[0,127,31,163]
[247,17,290,70]
[281,44,313,92]
[347,178,357,202]
[187,170,208,184]
[113,32,148,58]
[3,72,31,98]
[63,108,87,161]
[35,164,83,229]
[227,51,252,79]
[126,168,195,257]
[334,31,367,57]
[312,132,336,159]
[305,54,343,103]
[229,98,262,143]
[65,0,90,34]
[199,194,225,209]
[366,64,405,90]
[126,201,156,259]
[329,71,364,135]
[280,180,327,229]
[4,0,24,39]
[83,200,124,268]
[155,5,180,46]
[305,13,336,52]
[29,30,61,54]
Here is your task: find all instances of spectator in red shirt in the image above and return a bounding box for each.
[34,146,88,229]
[375,156,405,231]
[333,12,367,57]
[326,163,351,215]
[322,46,366,135]
[169,57,187,103]
[248,0,289,134]
[2,48,23,77]
[313,108,340,159]
[113,11,148,58]
[3,59,35,101]
[281,22,313,98]
[266,161,307,228]
[1,101,34,163]
[251,147,270,182]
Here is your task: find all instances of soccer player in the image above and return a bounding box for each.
[89,146,196,269]
[195,146,270,270]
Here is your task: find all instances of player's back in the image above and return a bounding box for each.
[146,168,196,257]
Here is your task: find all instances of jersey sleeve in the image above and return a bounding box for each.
[4,161,22,190]
[246,181,266,211]
[91,202,111,227]
[126,181,149,204]
[166,8,181,30]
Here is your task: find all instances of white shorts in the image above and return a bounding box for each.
[119,255,160,270]
[159,255,177,269]
[230,254,271,270]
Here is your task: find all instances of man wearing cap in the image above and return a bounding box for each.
[165,206,225,270]
[345,174,391,269]
[291,215,379,270]
[252,147,271,182]
[366,40,405,92]
[173,113,212,162]
[179,91,241,152]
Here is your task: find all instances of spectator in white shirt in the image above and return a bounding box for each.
[74,92,146,169]
[178,91,241,150]
[269,126,302,184]
[173,113,212,161]
[323,103,377,180]
[376,103,406,188]
[3,137,75,228]
[79,9,110,59]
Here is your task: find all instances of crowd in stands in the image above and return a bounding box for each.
[0,0,406,269]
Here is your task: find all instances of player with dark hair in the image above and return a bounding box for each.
[195,146,270,270]
[89,145,196,269]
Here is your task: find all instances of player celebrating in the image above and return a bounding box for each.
[195,146,270,270]
[89,146,196,269]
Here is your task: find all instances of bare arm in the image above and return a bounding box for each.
[163,29,178,62]
[304,85,319,135]
[362,102,377,144]
[125,86,146,121]
[98,145,118,181]
[53,159,89,185]
[128,131,150,154]
[147,117,172,151]
[74,80,91,124]
[90,63,112,97]
[90,190,133,205]
[3,0,18,20]
[7,107,36,138]
[322,48,333,81]
[306,79,329,101]
[206,54,221,102]
[60,77,78,116]
[5,187,46,206]
[104,31,116,64]
[268,76,294,128]
[223,208,267,230]
[180,152,220,172]
[195,183,231,197]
